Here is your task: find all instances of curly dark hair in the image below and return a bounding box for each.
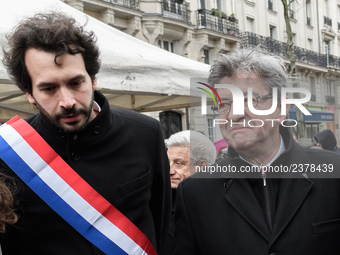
[2,12,101,94]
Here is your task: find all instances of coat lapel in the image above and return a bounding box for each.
[269,177,313,246]
[224,179,271,241]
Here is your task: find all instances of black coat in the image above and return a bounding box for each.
[1,91,171,255]
[314,129,340,155]
[159,189,177,255]
[174,127,340,255]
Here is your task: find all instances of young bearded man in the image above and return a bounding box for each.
[0,12,170,255]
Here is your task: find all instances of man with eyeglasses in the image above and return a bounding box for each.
[173,49,340,255]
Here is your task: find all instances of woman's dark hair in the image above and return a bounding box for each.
[0,172,18,233]
[2,12,101,94]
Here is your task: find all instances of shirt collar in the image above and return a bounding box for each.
[240,135,286,167]
[93,101,101,112]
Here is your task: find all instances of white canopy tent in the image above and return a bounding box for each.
[0,0,210,121]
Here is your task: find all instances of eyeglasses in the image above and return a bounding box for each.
[211,94,272,115]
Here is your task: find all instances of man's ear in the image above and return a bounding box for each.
[26,92,36,105]
[201,160,209,167]
[93,77,97,91]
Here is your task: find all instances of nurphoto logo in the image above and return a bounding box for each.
[197,82,311,116]
[195,81,312,128]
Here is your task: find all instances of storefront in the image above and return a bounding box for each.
[288,107,334,142]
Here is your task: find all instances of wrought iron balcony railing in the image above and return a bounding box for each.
[196,9,240,37]
[163,0,191,23]
[307,17,311,26]
[327,54,340,69]
[326,95,336,105]
[240,32,327,68]
[101,0,139,10]
[324,16,332,26]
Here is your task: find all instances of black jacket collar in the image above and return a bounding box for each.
[219,126,311,179]
[223,126,314,245]
[26,90,112,145]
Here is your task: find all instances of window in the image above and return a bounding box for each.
[292,33,296,44]
[289,1,295,19]
[324,0,328,17]
[214,0,222,12]
[306,123,320,143]
[268,0,274,11]
[310,77,316,101]
[326,80,335,105]
[204,49,209,64]
[246,17,254,32]
[158,40,174,53]
[206,116,215,142]
[159,111,182,139]
[197,0,206,9]
[269,25,277,39]
[163,1,183,15]
[323,0,332,25]
[324,40,330,55]
[338,5,340,30]
[326,80,334,95]
[308,38,313,50]
[306,0,311,25]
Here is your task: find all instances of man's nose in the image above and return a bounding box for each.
[227,102,246,121]
[169,163,176,175]
[59,87,76,109]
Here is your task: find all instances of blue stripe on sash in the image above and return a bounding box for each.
[0,135,128,255]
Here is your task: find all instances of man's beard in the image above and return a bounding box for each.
[33,93,94,133]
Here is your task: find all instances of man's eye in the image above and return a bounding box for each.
[220,102,231,107]
[71,81,82,86]
[41,86,55,92]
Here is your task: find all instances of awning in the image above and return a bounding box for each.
[289,107,334,122]
[0,0,210,121]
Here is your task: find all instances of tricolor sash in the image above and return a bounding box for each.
[0,116,157,255]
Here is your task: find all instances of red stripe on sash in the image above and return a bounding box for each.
[7,116,157,255]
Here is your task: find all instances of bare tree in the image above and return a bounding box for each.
[281,0,307,139]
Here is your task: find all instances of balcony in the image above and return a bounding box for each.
[326,95,336,105]
[324,16,332,26]
[163,0,191,23]
[327,54,340,69]
[101,0,139,10]
[241,32,327,68]
[307,17,311,26]
[196,9,239,37]
[289,10,295,19]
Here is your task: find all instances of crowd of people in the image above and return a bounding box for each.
[0,10,339,255]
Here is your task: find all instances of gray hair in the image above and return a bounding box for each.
[207,48,287,98]
[168,130,216,165]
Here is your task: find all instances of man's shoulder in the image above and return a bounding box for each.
[179,172,225,191]
[110,107,160,130]
[25,114,39,124]
[304,147,340,162]
[24,114,41,129]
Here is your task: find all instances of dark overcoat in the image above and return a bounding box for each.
[174,127,340,255]
[1,91,171,255]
